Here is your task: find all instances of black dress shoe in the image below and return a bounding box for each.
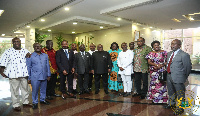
[85,90,90,94]
[119,92,125,96]
[13,106,21,111]
[95,91,99,94]
[123,92,131,97]
[53,94,61,97]
[104,90,109,94]
[78,91,84,95]
[88,88,92,92]
[132,93,141,97]
[32,104,38,109]
[62,94,67,99]
[46,96,53,100]
[139,95,146,99]
[163,104,176,109]
[40,100,50,105]
[23,103,32,108]
[173,108,184,115]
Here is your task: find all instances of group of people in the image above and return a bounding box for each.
[0,37,192,115]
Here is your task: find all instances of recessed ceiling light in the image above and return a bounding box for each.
[100,26,103,29]
[40,19,45,22]
[0,10,4,16]
[150,27,153,28]
[1,34,5,36]
[27,26,30,28]
[117,18,121,20]
[48,30,51,32]
[19,35,23,36]
[72,32,75,33]
[73,22,77,25]
[143,28,146,29]
[190,17,194,20]
[65,7,69,11]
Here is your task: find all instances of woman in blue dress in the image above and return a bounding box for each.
[108,42,123,92]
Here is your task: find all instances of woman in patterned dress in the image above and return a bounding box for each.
[146,40,168,103]
[108,42,123,92]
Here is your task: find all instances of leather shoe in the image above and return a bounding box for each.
[104,90,109,94]
[85,90,90,94]
[132,93,141,97]
[68,93,76,98]
[123,92,131,97]
[40,100,50,105]
[23,104,32,108]
[46,96,53,100]
[119,92,125,96]
[13,106,21,112]
[53,94,61,97]
[62,93,67,99]
[78,91,84,95]
[163,104,176,109]
[95,91,99,94]
[32,104,38,109]
[139,95,146,99]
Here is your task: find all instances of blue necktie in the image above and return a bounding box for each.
[65,50,68,59]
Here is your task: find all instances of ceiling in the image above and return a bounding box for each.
[0,0,200,37]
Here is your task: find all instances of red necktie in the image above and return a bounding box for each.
[167,52,174,73]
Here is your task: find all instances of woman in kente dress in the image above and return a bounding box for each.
[108,42,123,92]
[146,40,168,103]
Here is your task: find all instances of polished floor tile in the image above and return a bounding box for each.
[0,73,200,116]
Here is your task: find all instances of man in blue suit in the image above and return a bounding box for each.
[27,43,51,109]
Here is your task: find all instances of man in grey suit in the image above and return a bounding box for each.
[75,44,92,95]
[164,39,192,115]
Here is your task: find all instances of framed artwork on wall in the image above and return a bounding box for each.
[134,30,140,41]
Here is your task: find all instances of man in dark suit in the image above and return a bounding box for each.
[91,44,112,94]
[75,44,92,95]
[56,40,75,99]
[164,39,192,115]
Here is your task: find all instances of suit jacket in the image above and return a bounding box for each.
[167,49,192,83]
[27,52,51,81]
[75,51,91,74]
[92,51,112,74]
[56,48,75,74]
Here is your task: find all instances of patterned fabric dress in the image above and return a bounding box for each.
[146,51,168,103]
[108,49,123,91]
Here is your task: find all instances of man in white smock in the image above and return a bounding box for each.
[117,42,134,97]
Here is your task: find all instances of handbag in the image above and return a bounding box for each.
[158,71,167,81]
[117,74,123,83]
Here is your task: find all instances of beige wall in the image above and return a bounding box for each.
[52,33,73,50]
[72,25,133,51]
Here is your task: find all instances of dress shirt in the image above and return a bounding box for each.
[63,49,69,58]
[88,50,97,55]
[0,48,30,78]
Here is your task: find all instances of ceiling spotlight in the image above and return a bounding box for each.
[73,22,77,25]
[117,18,121,20]
[48,30,51,32]
[1,34,5,36]
[40,19,45,22]
[26,26,30,28]
[150,27,153,28]
[190,17,194,20]
[65,7,69,11]
[100,26,103,29]
[72,32,75,33]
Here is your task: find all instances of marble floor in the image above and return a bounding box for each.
[0,73,200,116]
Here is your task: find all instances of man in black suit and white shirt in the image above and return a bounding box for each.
[164,39,192,115]
[75,44,92,95]
[56,40,75,99]
[91,44,112,94]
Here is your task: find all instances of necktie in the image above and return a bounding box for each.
[167,52,174,73]
[81,52,85,59]
[65,50,68,59]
